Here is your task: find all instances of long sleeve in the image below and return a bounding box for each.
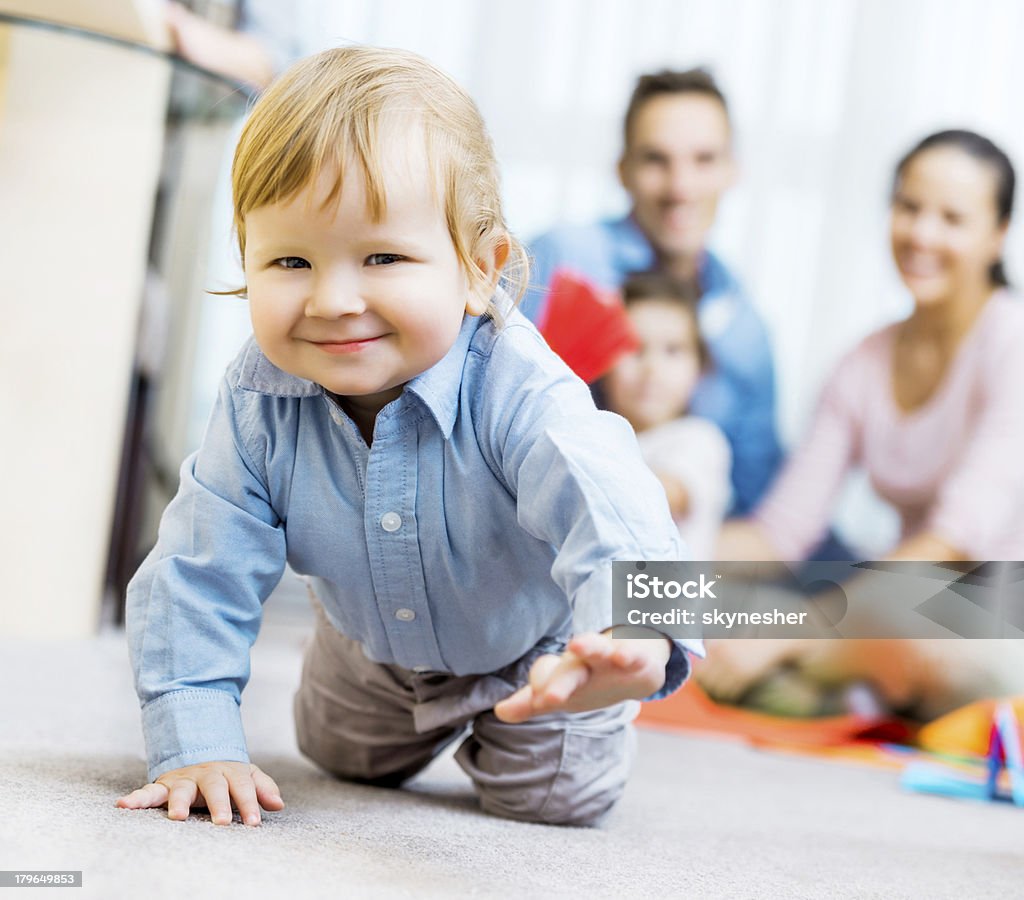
[126,378,287,781]
[474,321,700,698]
[754,349,864,561]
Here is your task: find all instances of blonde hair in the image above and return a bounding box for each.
[228,45,528,323]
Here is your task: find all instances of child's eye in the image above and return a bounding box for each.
[366,253,405,266]
[275,257,311,269]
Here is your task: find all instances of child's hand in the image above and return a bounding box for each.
[493,631,671,723]
[115,761,284,826]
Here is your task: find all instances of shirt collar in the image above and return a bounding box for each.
[698,248,735,296]
[235,338,321,397]
[610,214,656,273]
[614,213,735,297]
[403,310,482,440]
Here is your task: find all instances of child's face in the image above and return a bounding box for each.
[603,298,701,432]
[243,139,489,414]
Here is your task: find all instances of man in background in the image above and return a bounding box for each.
[523,69,782,517]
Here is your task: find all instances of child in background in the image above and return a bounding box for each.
[115,46,698,829]
[602,272,732,559]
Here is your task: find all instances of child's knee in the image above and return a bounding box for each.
[479,741,631,826]
[457,706,637,826]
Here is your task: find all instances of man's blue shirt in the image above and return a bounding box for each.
[127,306,699,781]
[523,215,783,515]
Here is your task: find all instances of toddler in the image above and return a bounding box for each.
[116,46,698,828]
[602,272,732,559]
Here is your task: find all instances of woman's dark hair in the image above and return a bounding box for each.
[621,271,710,370]
[893,129,1015,288]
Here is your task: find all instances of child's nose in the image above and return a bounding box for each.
[304,273,367,318]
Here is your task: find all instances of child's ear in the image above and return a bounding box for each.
[465,236,510,316]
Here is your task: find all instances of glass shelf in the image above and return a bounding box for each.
[0,11,253,119]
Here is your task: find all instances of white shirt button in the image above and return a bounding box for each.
[380,512,402,532]
[395,608,416,622]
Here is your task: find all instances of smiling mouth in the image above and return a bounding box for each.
[310,337,383,354]
[660,205,700,228]
[898,256,943,278]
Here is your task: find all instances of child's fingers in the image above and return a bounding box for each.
[195,772,233,825]
[115,763,278,824]
[531,653,590,707]
[225,773,262,826]
[526,653,562,691]
[165,778,199,821]
[495,655,570,722]
[568,633,614,662]
[115,782,169,809]
[251,765,285,811]
[570,633,643,671]
[610,642,651,670]
[493,684,535,723]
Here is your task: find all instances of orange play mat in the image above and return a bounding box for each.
[637,679,917,768]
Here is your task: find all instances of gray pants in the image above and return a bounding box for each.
[293,604,639,826]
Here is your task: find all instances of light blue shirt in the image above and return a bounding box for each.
[127,305,698,781]
[523,215,784,516]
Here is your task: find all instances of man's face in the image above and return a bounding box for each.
[618,93,735,267]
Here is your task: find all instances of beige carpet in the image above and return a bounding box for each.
[3,578,1022,899]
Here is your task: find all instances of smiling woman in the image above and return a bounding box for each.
[888,132,1015,413]
[708,129,1024,718]
[719,128,1023,565]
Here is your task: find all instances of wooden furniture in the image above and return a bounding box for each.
[0,3,243,638]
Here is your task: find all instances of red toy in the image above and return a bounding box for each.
[536,269,640,384]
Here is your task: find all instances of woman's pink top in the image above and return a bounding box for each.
[755,292,1024,559]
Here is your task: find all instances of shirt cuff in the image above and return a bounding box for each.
[643,639,699,702]
[141,689,250,782]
